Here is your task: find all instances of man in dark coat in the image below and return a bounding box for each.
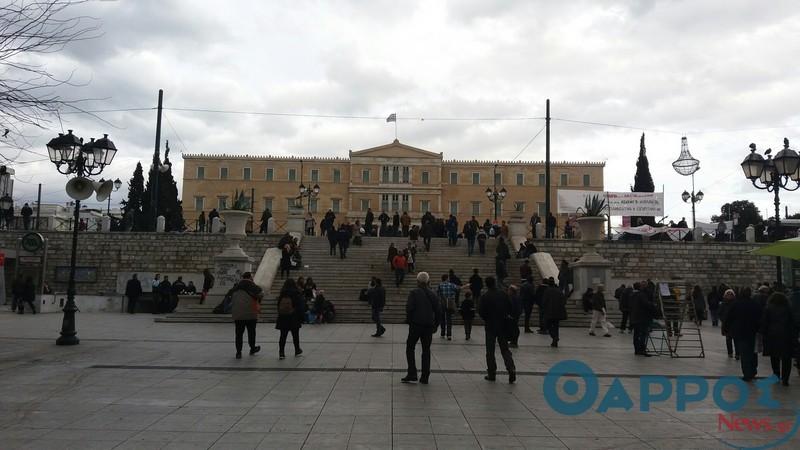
[20,203,33,230]
[230,272,264,358]
[618,284,633,333]
[337,225,350,259]
[125,274,143,314]
[421,218,434,251]
[208,208,219,232]
[479,276,516,383]
[469,268,483,300]
[364,208,374,236]
[402,272,442,384]
[629,282,655,356]
[260,208,272,234]
[520,275,537,333]
[392,211,401,236]
[158,276,173,313]
[545,212,557,238]
[369,278,386,337]
[519,260,532,283]
[378,210,390,235]
[726,287,763,381]
[541,278,566,347]
[464,216,478,256]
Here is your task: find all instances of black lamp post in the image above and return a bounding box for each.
[46,130,117,345]
[99,177,122,216]
[673,137,704,239]
[297,161,320,213]
[485,163,507,222]
[681,188,704,231]
[741,138,800,285]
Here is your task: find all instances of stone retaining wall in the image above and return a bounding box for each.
[0,231,278,296]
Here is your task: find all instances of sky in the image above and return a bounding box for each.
[3,0,800,224]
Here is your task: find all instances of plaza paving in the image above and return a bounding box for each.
[0,312,799,449]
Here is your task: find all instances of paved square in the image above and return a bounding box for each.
[1,312,798,449]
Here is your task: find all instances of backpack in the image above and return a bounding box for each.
[278,295,295,316]
[446,296,457,313]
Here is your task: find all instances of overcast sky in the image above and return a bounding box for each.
[5,0,800,224]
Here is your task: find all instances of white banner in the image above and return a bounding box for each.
[557,190,664,216]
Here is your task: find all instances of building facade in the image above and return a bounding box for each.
[181,140,605,232]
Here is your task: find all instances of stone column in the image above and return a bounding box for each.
[286,205,305,235]
[156,216,165,232]
[210,210,253,298]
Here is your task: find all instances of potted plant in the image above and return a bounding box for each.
[576,194,608,241]
[221,189,253,237]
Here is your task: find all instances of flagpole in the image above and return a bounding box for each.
[395,115,398,140]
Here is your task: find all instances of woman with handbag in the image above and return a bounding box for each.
[276,278,305,359]
[230,272,263,359]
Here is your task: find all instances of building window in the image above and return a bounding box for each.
[287,198,296,209]
[220,167,228,179]
[333,169,341,183]
[196,166,205,179]
[494,172,501,185]
[516,173,524,186]
[266,168,274,181]
[420,200,430,213]
[311,169,319,183]
[263,197,273,211]
[515,201,525,212]
[243,167,251,180]
[421,171,429,185]
[392,166,400,183]
[362,169,370,183]
[450,172,458,185]
[382,166,389,183]
[583,174,591,187]
[471,201,481,216]
[309,198,318,213]
[218,196,228,210]
[391,194,400,211]
[538,174,546,186]
[472,172,480,185]
[288,168,297,182]
[560,173,568,186]
[360,199,370,211]
[538,202,546,217]
[332,198,340,213]
[449,201,459,215]
[402,167,410,183]
[401,194,409,212]
[194,196,204,211]
[381,194,389,212]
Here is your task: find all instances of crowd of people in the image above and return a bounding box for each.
[124,272,203,314]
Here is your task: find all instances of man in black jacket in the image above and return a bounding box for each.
[364,208,374,236]
[479,276,516,383]
[369,278,386,337]
[618,285,633,333]
[403,272,442,384]
[726,287,763,381]
[629,282,654,356]
[520,275,537,333]
[125,274,143,314]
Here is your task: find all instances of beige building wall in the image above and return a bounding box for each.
[181,140,604,232]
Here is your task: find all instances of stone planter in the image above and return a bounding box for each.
[221,209,252,238]
[577,216,606,242]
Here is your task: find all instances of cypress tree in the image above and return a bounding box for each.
[120,162,145,231]
[631,133,656,226]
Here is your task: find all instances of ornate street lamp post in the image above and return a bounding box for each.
[741,138,800,285]
[297,161,320,213]
[46,130,118,345]
[673,137,704,239]
[485,163,507,222]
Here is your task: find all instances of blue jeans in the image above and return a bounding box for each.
[440,311,453,337]
[467,238,475,255]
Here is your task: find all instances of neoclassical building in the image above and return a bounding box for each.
[181,140,604,230]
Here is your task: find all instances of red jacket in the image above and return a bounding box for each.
[392,255,408,270]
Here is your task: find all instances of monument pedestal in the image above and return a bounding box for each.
[570,216,612,300]
[508,211,528,246]
[211,210,254,297]
[286,206,305,235]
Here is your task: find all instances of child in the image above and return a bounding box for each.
[460,291,476,340]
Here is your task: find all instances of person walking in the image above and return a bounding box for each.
[691,285,706,326]
[21,203,33,230]
[276,278,305,359]
[18,276,37,314]
[588,284,612,337]
[630,281,655,356]
[760,292,796,386]
[401,211,411,237]
[726,287,762,381]
[201,268,214,304]
[460,291,476,340]
[469,268,483,301]
[125,274,143,314]
[619,284,633,333]
[402,272,442,384]
[337,224,350,259]
[545,212,556,238]
[197,211,206,233]
[437,274,459,340]
[421,218,433,251]
[280,243,293,278]
[369,278,386,337]
[557,260,572,298]
[520,275,536,333]
[387,243,398,271]
[495,237,510,286]
[392,211,401,236]
[158,276,173,314]
[259,208,271,233]
[707,286,721,327]
[393,251,408,287]
[364,208,374,236]
[479,276,516,383]
[464,216,478,256]
[327,222,338,256]
[541,278,566,347]
[230,272,263,359]
[719,289,739,359]
[150,274,161,313]
[10,274,23,312]
[507,284,522,347]
[304,212,316,236]
[208,208,219,232]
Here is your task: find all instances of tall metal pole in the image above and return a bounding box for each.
[35,183,41,230]
[545,99,551,218]
[107,192,112,216]
[691,173,696,231]
[493,164,498,221]
[56,198,81,345]
[153,89,163,231]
